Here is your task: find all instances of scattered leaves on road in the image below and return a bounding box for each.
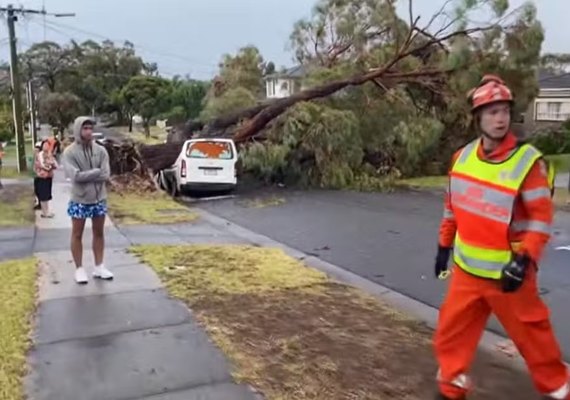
[241,195,286,209]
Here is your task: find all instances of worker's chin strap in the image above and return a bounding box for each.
[481,131,508,145]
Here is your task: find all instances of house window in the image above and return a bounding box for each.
[280,81,289,92]
[535,100,570,121]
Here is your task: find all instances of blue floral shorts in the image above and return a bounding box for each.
[67,200,108,219]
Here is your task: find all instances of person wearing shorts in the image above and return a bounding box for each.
[63,116,113,284]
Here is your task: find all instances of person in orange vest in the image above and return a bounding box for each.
[433,75,569,399]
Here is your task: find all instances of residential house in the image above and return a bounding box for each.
[524,70,570,133]
[264,65,307,99]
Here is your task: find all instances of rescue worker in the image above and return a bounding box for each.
[433,74,569,399]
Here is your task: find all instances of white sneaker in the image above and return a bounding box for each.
[93,264,114,280]
[75,267,88,284]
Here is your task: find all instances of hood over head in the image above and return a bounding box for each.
[72,116,96,144]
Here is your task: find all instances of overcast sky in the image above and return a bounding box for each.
[0,0,567,80]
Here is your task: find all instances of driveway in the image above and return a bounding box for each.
[198,188,570,360]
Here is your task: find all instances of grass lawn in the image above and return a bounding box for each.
[0,257,37,400]
[131,244,538,399]
[396,175,447,190]
[0,184,35,227]
[107,191,198,225]
[1,166,33,180]
[3,144,17,160]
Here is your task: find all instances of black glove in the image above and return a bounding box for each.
[435,246,452,279]
[501,253,531,293]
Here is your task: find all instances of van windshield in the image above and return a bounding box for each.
[186,141,233,160]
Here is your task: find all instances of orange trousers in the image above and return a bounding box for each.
[434,265,568,399]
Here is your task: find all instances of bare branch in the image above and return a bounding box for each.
[422,0,454,34]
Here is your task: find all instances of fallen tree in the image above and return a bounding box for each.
[108,0,543,178]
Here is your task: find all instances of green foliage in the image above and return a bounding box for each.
[38,92,82,134]
[390,118,444,176]
[20,42,72,92]
[281,102,362,188]
[240,142,290,184]
[218,46,266,97]
[22,40,147,119]
[529,124,570,155]
[540,53,570,74]
[0,107,14,143]
[242,102,370,189]
[120,76,172,134]
[200,87,257,121]
[167,79,209,120]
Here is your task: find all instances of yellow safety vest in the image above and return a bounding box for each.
[449,140,545,279]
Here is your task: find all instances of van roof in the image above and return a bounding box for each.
[186,138,234,143]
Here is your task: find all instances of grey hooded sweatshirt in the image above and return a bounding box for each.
[63,116,110,204]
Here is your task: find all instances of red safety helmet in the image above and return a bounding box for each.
[467,74,513,112]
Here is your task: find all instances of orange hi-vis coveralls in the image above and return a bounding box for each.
[434,131,569,399]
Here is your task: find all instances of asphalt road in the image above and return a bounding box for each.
[197,187,570,360]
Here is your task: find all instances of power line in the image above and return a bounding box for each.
[43,19,219,69]
[0,4,74,172]
[26,19,215,78]
[36,19,219,77]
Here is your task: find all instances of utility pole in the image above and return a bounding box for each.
[6,5,26,171]
[0,5,75,172]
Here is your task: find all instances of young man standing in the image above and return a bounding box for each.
[63,116,113,284]
[433,75,568,399]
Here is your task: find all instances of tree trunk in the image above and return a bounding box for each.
[128,114,133,133]
[143,120,150,138]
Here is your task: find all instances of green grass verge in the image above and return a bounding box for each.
[0,184,35,227]
[107,191,198,225]
[1,166,34,179]
[0,257,37,400]
[397,175,448,190]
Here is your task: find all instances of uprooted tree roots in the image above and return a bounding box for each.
[102,139,157,192]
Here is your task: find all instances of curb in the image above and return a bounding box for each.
[195,208,531,371]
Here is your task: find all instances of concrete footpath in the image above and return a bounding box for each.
[25,173,259,400]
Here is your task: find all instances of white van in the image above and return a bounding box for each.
[159,138,238,195]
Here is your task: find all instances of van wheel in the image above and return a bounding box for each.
[154,172,167,191]
[170,183,179,198]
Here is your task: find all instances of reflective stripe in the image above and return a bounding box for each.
[511,220,552,235]
[454,235,510,279]
[443,208,454,219]
[450,177,515,223]
[456,141,477,165]
[546,381,570,399]
[521,187,551,202]
[455,246,507,273]
[510,146,541,180]
[436,369,471,390]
